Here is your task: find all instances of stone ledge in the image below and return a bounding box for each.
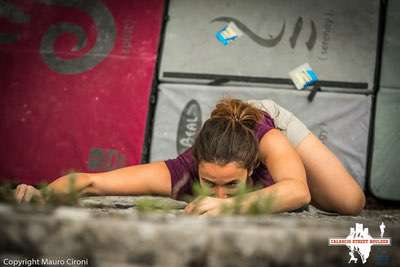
[78,196,187,210]
[0,197,399,267]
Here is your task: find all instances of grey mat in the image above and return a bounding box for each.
[160,0,380,93]
[369,0,400,201]
[150,84,371,189]
[370,89,400,200]
[380,0,400,89]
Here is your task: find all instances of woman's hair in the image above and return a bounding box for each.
[192,98,263,171]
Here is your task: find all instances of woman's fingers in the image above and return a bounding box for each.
[200,209,219,217]
[184,197,203,213]
[23,186,35,202]
[14,184,41,203]
[184,202,194,213]
[186,201,216,215]
[15,184,28,203]
[196,204,217,215]
[185,199,203,214]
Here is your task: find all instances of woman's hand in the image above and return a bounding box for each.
[184,196,233,216]
[14,184,44,204]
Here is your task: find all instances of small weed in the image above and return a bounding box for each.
[134,198,175,213]
[38,173,80,206]
[0,173,80,207]
[0,182,17,204]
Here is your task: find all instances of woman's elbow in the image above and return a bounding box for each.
[77,173,104,196]
[336,191,366,216]
[294,181,311,208]
[301,186,312,207]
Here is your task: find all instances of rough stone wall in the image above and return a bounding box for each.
[0,197,399,267]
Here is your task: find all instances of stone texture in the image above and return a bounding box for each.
[0,197,399,267]
[78,196,187,210]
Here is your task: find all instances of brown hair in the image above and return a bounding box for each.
[192,98,263,170]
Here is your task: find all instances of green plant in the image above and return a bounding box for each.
[242,191,275,215]
[38,173,80,206]
[0,182,17,204]
[134,197,176,213]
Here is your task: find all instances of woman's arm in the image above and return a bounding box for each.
[15,161,172,203]
[185,129,311,216]
[85,161,172,196]
[239,129,311,213]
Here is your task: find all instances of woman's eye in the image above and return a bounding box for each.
[226,182,239,189]
[203,180,215,187]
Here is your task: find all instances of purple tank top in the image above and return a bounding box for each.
[165,111,276,200]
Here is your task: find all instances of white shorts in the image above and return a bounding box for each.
[247,99,311,148]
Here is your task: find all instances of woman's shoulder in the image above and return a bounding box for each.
[165,148,198,199]
[254,109,276,142]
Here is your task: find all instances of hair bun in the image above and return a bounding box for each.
[193,97,262,171]
[210,97,262,129]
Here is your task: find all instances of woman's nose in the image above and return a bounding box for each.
[215,186,227,198]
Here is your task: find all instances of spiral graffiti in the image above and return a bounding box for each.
[0,0,30,23]
[0,0,30,44]
[38,0,116,74]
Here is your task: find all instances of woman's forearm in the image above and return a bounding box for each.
[15,162,171,203]
[237,180,311,214]
[47,172,96,196]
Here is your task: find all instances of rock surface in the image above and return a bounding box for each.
[0,196,399,267]
[78,196,188,210]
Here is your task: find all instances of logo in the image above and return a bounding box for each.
[0,0,116,74]
[176,100,202,154]
[328,222,391,264]
[88,147,126,172]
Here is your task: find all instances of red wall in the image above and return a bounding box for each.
[0,0,164,184]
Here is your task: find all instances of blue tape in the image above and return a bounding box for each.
[215,25,238,45]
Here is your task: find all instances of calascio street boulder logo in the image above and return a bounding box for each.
[329,222,391,264]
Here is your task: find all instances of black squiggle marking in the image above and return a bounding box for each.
[289,17,302,49]
[211,16,285,48]
[306,20,317,51]
[38,0,116,74]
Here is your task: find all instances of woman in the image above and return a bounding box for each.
[14,98,365,215]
